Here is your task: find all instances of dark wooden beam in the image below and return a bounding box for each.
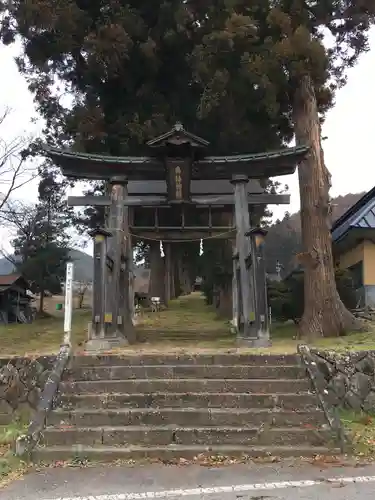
[67,196,166,207]
[67,193,290,208]
[130,229,235,241]
[132,225,235,231]
[193,194,290,205]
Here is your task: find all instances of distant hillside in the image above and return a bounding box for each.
[0,249,93,282]
[68,249,93,282]
[265,192,365,276]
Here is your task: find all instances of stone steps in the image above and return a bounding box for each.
[71,354,299,367]
[65,364,305,381]
[34,444,338,463]
[42,425,332,447]
[34,353,340,462]
[47,407,326,428]
[59,392,320,410]
[59,378,310,395]
[136,330,234,342]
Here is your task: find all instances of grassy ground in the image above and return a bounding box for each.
[0,309,89,357]
[137,293,230,333]
[1,292,375,357]
[340,410,375,459]
[265,322,375,353]
[1,293,375,356]
[0,423,28,488]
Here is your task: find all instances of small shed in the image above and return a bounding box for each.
[0,274,34,324]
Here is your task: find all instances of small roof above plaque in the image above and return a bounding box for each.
[146,122,210,149]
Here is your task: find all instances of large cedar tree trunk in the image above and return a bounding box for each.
[293,74,363,338]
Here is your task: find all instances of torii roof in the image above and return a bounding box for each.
[146,122,210,148]
[44,143,309,181]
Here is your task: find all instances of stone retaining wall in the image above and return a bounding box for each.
[0,356,56,425]
[304,348,375,412]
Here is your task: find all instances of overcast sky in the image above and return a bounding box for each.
[1,28,375,251]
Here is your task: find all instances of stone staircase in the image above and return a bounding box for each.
[34,353,340,462]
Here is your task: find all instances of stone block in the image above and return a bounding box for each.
[28,387,41,409]
[355,355,375,376]
[325,387,340,406]
[13,357,29,370]
[0,413,13,425]
[312,354,335,381]
[349,372,371,400]
[103,427,172,446]
[363,391,375,412]
[38,370,51,388]
[352,351,369,364]
[43,428,103,447]
[14,401,33,422]
[0,384,7,399]
[0,364,19,385]
[5,380,27,408]
[313,373,328,392]
[0,399,13,413]
[328,373,349,400]
[344,391,363,411]
[19,361,44,389]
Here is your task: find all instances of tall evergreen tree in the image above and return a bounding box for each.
[12,171,72,312]
[191,1,375,337]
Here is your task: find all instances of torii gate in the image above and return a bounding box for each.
[45,123,307,351]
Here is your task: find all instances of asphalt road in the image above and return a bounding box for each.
[2,460,375,500]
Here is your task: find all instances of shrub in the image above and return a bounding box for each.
[268,268,357,323]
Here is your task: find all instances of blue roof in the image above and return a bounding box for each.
[331,187,375,243]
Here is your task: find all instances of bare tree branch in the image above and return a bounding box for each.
[74,281,90,309]
[0,248,17,267]
[0,107,37,212]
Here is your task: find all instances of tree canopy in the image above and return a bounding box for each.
[0,0,296,154]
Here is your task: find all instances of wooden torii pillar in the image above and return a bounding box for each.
[84,176,136,351]
[231,175,269,346]
[88,227,111,339]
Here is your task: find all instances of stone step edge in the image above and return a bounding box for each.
[70,364,303,369]
[60,391,316,398]
[44,425,328,433]
[72,354,298,359]
[34,444,341,460]
[50,407,323,415]
[61,378,308,384]
[70,355,300,367]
